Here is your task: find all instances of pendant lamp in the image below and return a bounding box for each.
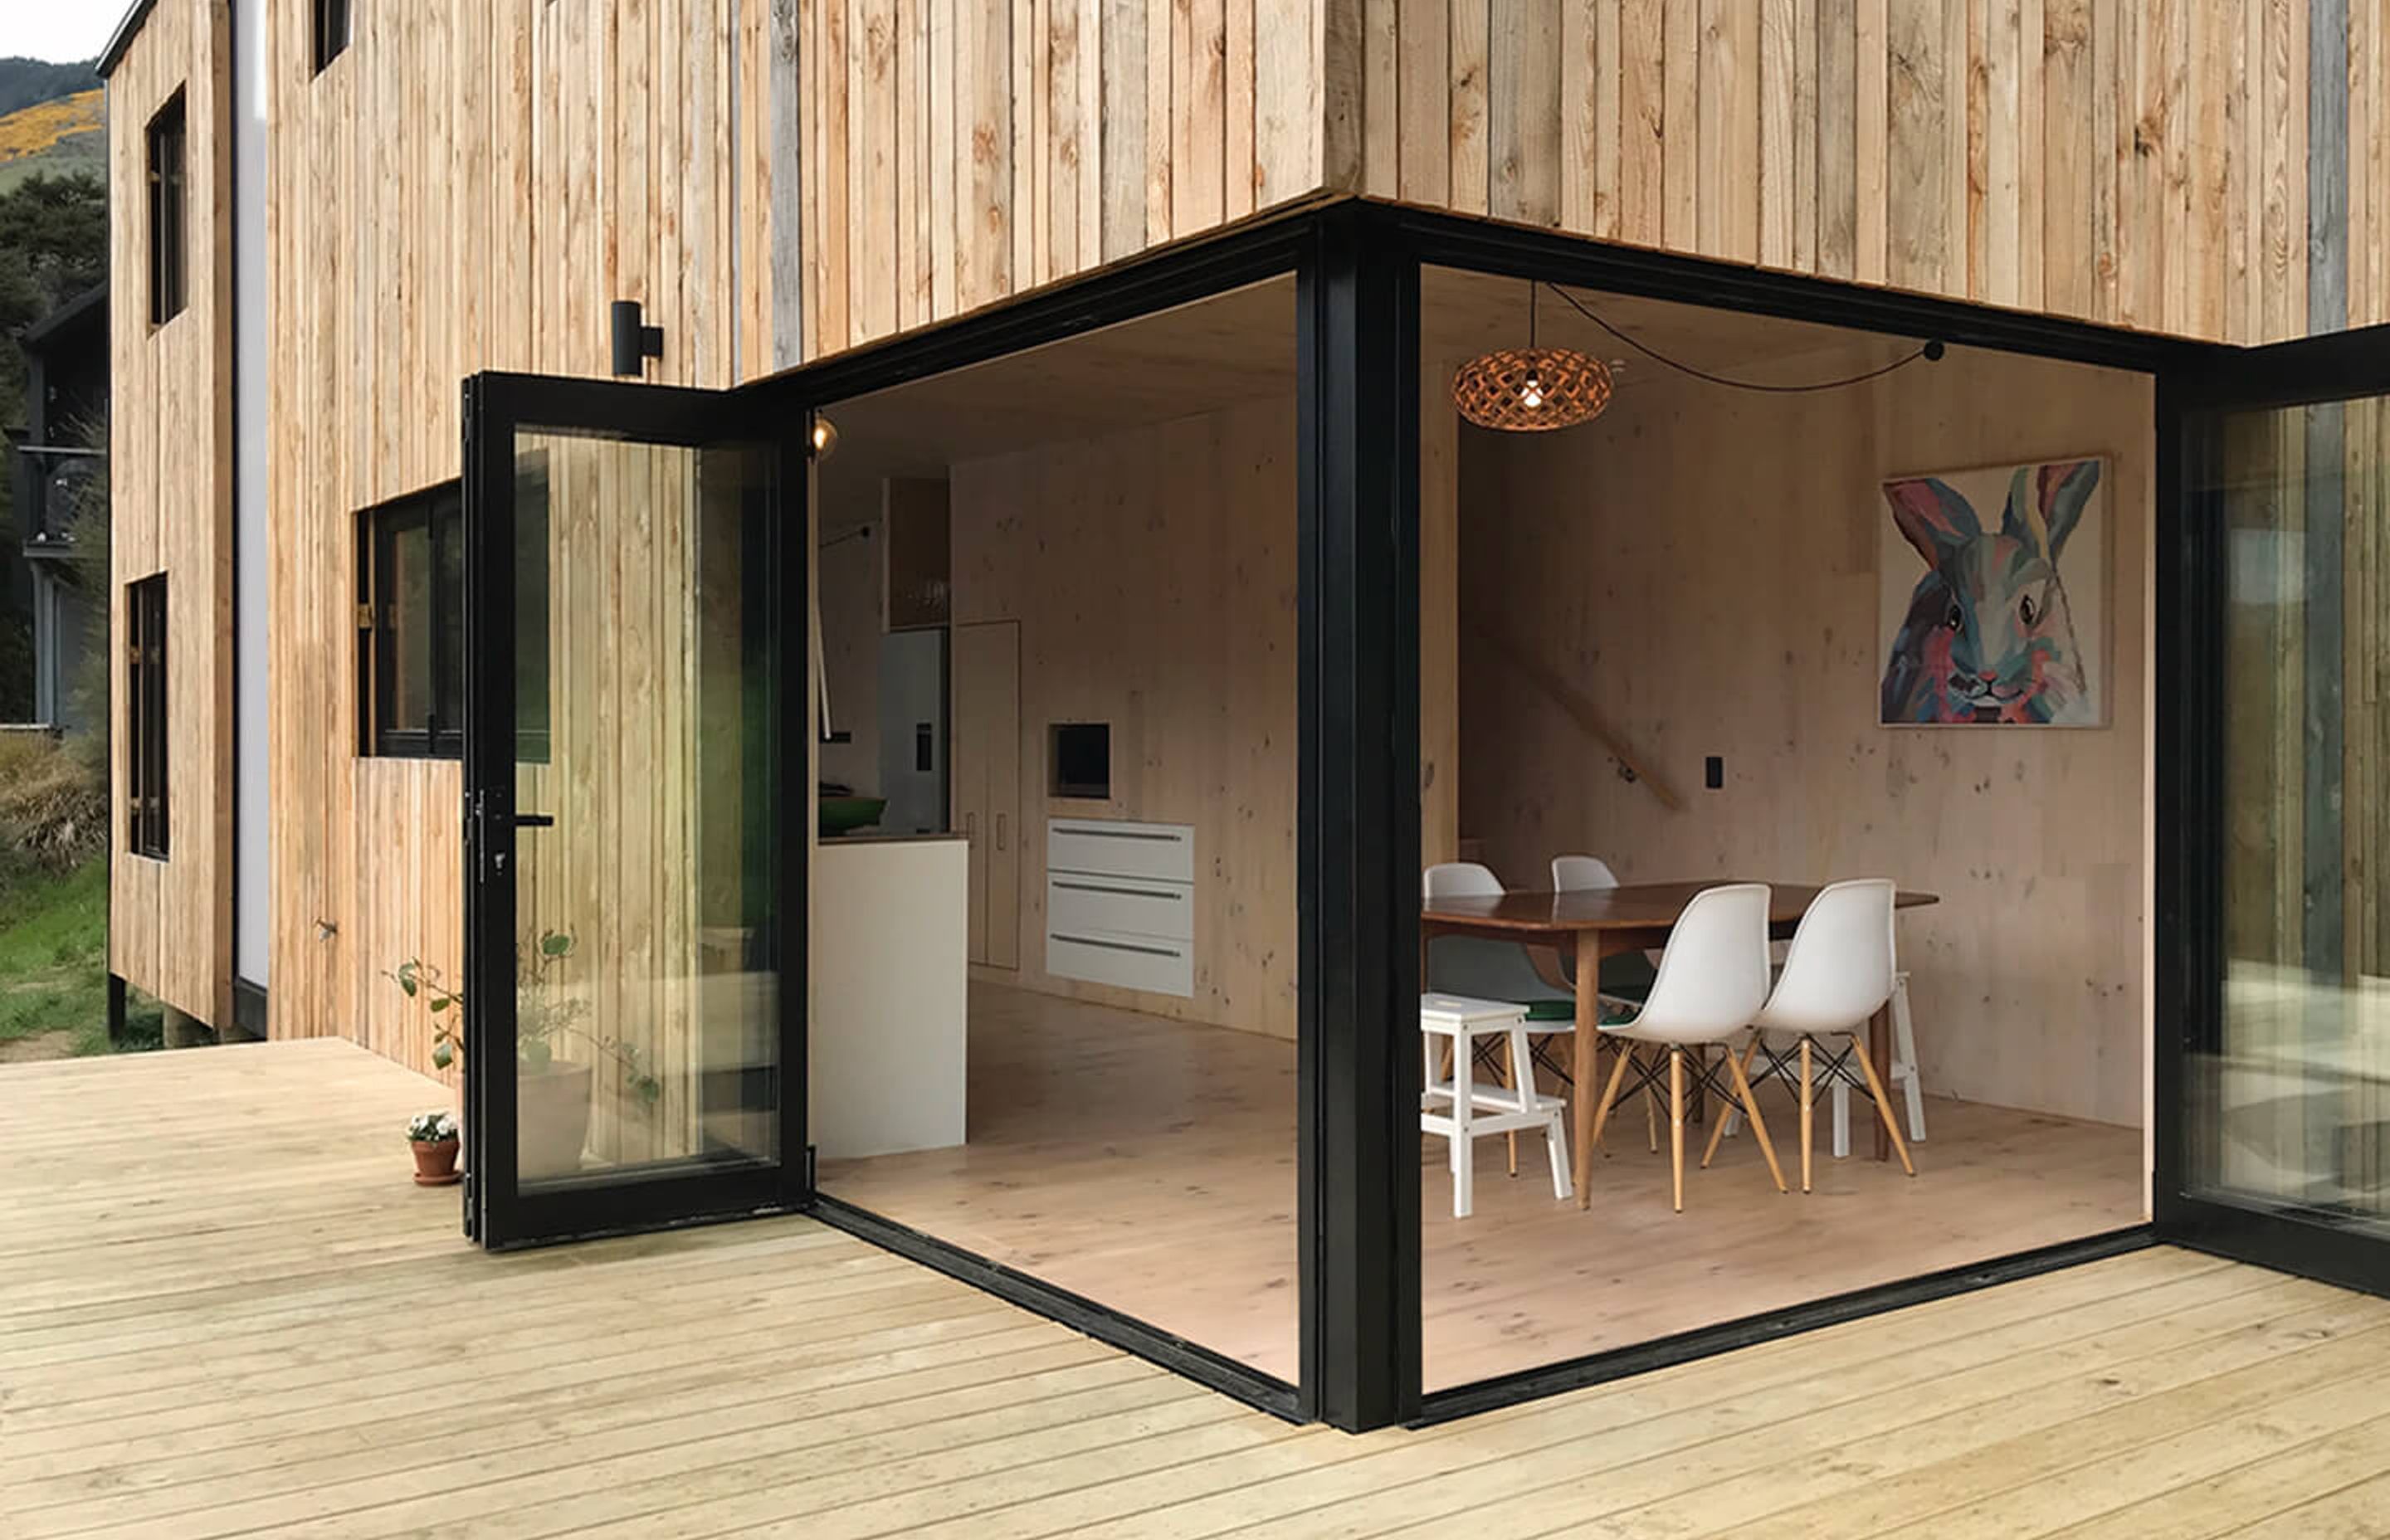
[1452,282,1612,431]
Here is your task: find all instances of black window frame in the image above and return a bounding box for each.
[358,484,465,760]
[145,92,186,328]
[314,0,352,72]
[126,573,168,860]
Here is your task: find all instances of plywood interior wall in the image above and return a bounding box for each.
[949,396,1300,1038]
[1456,345,2153,1126]
[1335,0,2390,345]
[107,0,236,1030]
[782,0,1329,359]
[262,0,764,1075]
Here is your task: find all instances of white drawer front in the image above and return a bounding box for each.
[1047,819,1195,884]
[1046,874,1194,943]
[1046,928,1194,997]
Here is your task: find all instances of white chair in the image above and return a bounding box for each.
[1419,993,1573,1217]
[1708,879,1918,1192]
[1422,862,1578,1172]
[1550,853,1620,893]
[1588,884,1785,1212]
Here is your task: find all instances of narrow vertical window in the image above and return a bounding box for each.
[127,575,169,859]
[145,94,187,327]
[315,0,352,71]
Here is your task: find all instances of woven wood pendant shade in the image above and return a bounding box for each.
[1451,345,1613,431]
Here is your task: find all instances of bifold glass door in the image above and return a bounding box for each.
[2168,329,2390,1292]
[461,373,803,1248]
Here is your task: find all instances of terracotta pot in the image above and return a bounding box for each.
[516,1060,595,1180]
[410,1136,461,1187]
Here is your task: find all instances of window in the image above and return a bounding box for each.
[127,575,168,859]
[357,473,549,759]
[315,0,352,71]
[358,486,464,758]
[145,94,186,326]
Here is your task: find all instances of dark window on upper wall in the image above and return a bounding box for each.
[315,0,352,71]
[145,94,186,326]
[127,575,169,859]
[358,486,464,758]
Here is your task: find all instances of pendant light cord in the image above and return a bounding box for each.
[1539,281,1941,393]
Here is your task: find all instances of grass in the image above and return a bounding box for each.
[0,89,104,197]
[0,857,161,1057]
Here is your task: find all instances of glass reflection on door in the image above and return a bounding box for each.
[509,431,780,1186]
[2205,397,2390,1232]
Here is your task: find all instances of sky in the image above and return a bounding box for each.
[2,8,118,66]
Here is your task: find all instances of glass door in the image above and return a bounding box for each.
[2165,328,2390,1294]
[461,373,804,1247]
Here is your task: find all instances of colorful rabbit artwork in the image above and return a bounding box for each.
[1877,458,2105,726]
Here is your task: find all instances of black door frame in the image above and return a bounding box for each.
[459,371,809,1249]
[2153,321,2390,1299]
[454,197,2387,1437]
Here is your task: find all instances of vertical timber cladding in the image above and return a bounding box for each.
[1334,0,2390,346]
[106,0,237,1031]
[263,0,762,1075]
[781,0,1331,358]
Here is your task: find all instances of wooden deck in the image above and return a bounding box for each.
[4,1040,2388,1538]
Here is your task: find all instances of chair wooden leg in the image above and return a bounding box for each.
[1723,1040,1788,1193]
[1668,1049,1686,1214]
[1499,1036,1519,1177]
[1702,1036,1759,1169]
[1644,1086,1660,1153]
[1589,1040,1635,1156]
[1848,1029,1917,1176]
[1797,1037,1813,1193]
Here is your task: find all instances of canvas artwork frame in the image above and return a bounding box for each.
[1876,456,2110,728]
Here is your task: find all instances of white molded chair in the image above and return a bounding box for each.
[1550,853,1620,893]
[1419,993,1573,1217]
[1588,883,1785,1211]
[1708,878,1918,1192]
[1422,862,1578,1172]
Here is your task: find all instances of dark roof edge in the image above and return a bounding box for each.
[22,283,108,348]
[96,0,162,79]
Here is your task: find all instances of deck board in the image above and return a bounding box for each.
[2,1039,2385,1538]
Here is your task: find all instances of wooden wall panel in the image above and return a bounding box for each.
[790,0,1328,357]
[262,0,754,1077]
[1456,346,2153,1126]
[949,397,1300,1039]
[1334,0,2390,344]
[105,0,237,1031]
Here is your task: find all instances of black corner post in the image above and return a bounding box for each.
[1299,204,1422,1432]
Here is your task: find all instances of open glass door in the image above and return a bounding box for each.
[2164,327,2390,1294]
[461,373,803,1247]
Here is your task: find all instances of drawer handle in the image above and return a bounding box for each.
[1061,827,1183,842]
[1052,880,1182,900]
[1051,933,1183,958]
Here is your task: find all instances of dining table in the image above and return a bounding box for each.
[1418,880,1940,1208]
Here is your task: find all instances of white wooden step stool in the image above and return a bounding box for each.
[1419,992,1573,1217]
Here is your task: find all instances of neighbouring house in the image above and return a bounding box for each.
[5,281,105,736]
[99,0,2390,1432]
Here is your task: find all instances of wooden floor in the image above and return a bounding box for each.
[822,985,2147,1387]
[2,1040,2388,1536]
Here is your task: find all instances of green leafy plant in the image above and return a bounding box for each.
[390,929,661,1107]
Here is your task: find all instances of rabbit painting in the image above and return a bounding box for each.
[1878,458,2105,726]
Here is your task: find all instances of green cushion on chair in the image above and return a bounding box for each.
[1522,998,1577,1021]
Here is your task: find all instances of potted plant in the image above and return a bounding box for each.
[392,929,662,1181]
[407,1110,462,1185]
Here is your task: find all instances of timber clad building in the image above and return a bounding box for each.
[100,0,2390,1430]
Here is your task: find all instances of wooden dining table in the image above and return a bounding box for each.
[1418,881,1940,1208]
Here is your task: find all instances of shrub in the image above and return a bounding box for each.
[0,732,105,877]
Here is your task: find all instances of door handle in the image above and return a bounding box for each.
[996,813,1007,851]
[515,813,555,828]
